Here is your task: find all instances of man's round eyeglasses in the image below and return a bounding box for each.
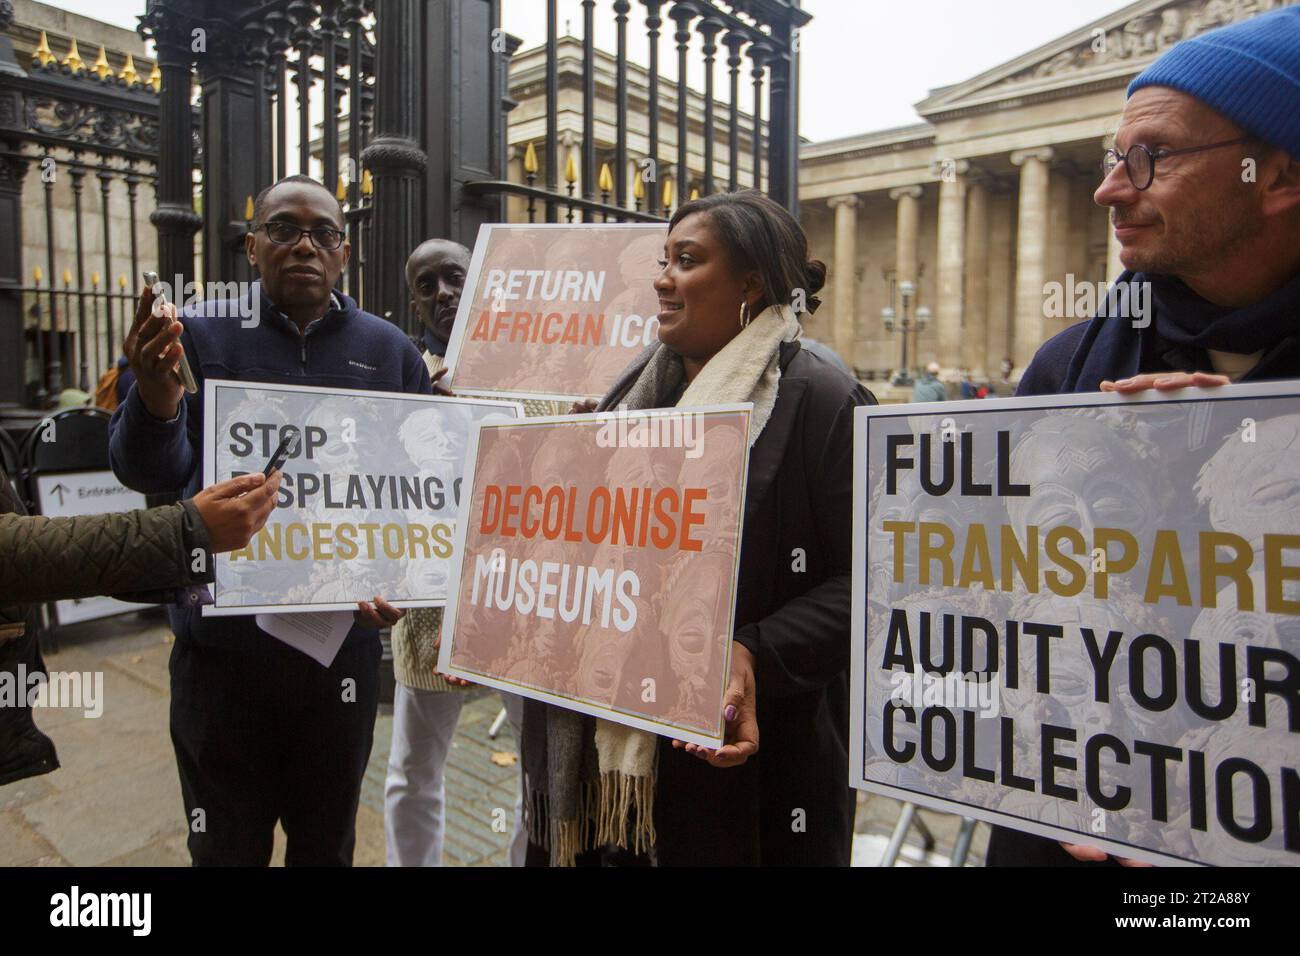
[1101,137,1250,191]
[259,221,346,251]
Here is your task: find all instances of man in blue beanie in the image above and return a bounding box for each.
[995,6,1300,866]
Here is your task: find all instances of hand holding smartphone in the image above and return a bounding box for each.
[142,270,199,394]
[264,429,302,477]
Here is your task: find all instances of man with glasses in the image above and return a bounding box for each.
[999,7,1300,866]
[109,174,430,865]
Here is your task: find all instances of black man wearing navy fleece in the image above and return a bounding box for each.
[110,174,430,866]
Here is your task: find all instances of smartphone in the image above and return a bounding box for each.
[142,270,199,394]
[264,430,302,477]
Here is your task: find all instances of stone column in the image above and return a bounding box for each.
[889,184,923,286]
[985,186,1014,372]
[932,160,968,372]
[962,176,989,376]
[827,195,859,366]
[1009,147,1054,375]
[1045,167,1072,340]
[1048,167,1071,286]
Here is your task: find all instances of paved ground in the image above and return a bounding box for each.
[1,612,986,867]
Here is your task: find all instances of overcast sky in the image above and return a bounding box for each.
[47,0,1131,142]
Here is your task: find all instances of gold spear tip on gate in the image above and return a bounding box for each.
[93,45,111,81]
[148,62,162,93]
[244,194,254,221]
[690,186,700,201]
[661,177,674,209]
[633,172,645,200]
[62,268,72,285]
[564,153,577,185]
[91,271,100,287]
[62,38,86,74]
[335,174,347,202]
[118,274,127,289]
[361,168,373,196]
[33,31,55,67]
[523,141,538,175]
[119,53,139,86]
[33,266,42,284]
[599,163,614,194]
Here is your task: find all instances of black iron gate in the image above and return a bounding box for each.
[0,0,808,412]
[0,1,191,419]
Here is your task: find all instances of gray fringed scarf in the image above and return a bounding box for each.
[523,304,800,865]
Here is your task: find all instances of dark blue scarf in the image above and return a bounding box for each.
[1059,269,1300,392]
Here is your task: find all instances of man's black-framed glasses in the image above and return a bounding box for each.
[259,221,346,251]
[1101,137,1251,190]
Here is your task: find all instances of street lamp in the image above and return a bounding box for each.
[883,280,930,386]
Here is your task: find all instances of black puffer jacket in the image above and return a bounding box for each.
[0,462,213,786]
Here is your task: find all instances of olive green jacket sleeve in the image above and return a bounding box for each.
[0,499,214,607]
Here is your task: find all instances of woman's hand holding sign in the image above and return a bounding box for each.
[673,641,758,768]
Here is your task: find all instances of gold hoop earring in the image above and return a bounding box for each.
[739,300,751,329]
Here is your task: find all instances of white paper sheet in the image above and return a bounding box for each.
[255,611,354,667]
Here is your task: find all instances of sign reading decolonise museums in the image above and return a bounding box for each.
[443,223,667,402]
[437,406,752,748]
[201,380,522,614]
[850,383,1300,867]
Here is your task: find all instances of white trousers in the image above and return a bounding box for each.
[384,684,526,866]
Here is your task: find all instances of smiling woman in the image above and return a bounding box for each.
[520,190,878,867]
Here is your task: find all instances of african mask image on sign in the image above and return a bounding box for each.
[201,379,522,614]
[849,383,1300,866]
[443,223,667,402]
[436,405,751,748]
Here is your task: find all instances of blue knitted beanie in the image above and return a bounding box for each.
[1128,6,1300,158]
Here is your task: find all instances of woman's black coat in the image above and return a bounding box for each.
[600,340,876,865]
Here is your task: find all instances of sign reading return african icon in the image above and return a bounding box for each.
[201,379,523,614]
[437,405,752,748]
[850,382,1300,866]
[442,223,668,402]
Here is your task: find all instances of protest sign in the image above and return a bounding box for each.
[850,383,1300,866]
[437,405,752,747]
[201,379,522,614]
[443,223,667,402]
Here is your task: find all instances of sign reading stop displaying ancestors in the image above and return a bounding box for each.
[850,382,1300,866]
[201,379,522,615]
[443,223,668,402]
[437,405,752,748]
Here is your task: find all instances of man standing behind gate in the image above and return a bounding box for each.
[109,174,430,865]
